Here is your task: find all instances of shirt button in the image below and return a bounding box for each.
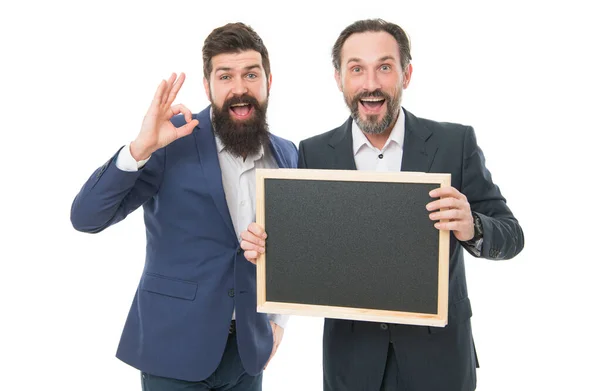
[378,154,384,159]
[228,289,235,297]
[380,323,388,330]
[241,200,246,206]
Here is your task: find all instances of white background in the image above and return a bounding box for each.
[1,0,598,390]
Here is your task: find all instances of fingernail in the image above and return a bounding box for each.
[434,223,440,229]
[262,233,267,239]
[260,248,265,253]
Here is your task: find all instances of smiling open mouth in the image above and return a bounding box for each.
[229,102,254,119]
[360,97,385,112]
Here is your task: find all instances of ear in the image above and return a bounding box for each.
[267,73,273,93]
[203,77,211,101]
[402,63,413,89]
[334,69,343,92]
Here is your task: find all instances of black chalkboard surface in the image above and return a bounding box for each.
[256,169,451,327]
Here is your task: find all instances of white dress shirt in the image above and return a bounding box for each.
[115,134,289,328]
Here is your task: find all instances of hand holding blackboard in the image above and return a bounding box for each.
[427,186,476,242]
[241,222,267,265]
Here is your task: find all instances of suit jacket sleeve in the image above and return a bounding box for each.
[70,145,165,233]
[460,126,524,260]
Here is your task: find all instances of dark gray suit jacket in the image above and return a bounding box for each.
[298,109,524,391]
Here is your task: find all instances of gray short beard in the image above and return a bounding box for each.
[354,110,395,135]
[346,89,401,135]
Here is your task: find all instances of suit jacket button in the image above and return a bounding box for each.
[380,323,388,330]
[228,289,235,297]
[237,247,243,255]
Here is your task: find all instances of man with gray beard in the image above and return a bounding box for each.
[241,18,524,391]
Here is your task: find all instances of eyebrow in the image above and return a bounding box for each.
[215,64,262,73]
[346,55,396,65]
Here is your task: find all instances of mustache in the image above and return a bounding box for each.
[353,89,390,101]
[224,94,260,108]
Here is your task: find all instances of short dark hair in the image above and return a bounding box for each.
[202,22,271,80]
[332,19,412,72]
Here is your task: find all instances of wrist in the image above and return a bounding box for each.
[130,140,153,162]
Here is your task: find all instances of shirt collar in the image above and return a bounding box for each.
[352,107,405,156]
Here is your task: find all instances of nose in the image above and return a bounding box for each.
[231,77,248,96]
[363,69,381,92]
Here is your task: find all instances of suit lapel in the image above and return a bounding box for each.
[268,137,287,168]
[400,109,438,173]
[193,107,237,239]
[328,118,357,170]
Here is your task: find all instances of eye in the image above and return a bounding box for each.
[219,74,231,80]
[351,66,361,73]
[246,73,257,79]
[381,64,391,71]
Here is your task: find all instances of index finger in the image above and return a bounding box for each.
[429,186,461,199]
[248,222,267,239]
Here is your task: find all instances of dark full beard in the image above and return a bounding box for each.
[211,94,271,158]
[345,89,401,135]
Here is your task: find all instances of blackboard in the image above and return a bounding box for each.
[256,168,450,327]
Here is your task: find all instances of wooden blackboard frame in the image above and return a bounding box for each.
[256,168,451,327]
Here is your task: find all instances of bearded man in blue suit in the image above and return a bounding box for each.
[70,22,297,391]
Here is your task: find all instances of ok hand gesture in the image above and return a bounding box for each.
[130,73,199,161]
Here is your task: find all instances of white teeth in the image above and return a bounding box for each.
[231,103,250,107]
[361,98,384,102]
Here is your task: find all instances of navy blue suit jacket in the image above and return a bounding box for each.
[298,109,524,391]
[71,106,298,381]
